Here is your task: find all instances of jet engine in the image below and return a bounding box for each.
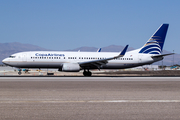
[62,63,80,72]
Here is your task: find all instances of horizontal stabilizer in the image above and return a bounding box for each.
[151,53,174,58]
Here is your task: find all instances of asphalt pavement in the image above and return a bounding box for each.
[0,77,180,120]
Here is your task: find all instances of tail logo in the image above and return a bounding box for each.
[139,24,169,55]
[139,36,162,54]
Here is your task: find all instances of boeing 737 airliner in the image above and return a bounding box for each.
[2,24,173,76]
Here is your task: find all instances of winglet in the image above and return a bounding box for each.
[116,45,129,58]
[97,48,101,52]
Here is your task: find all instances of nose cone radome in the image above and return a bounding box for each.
[2,58,9,65]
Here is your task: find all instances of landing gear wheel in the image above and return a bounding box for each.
[18,69,22,75]
[83,70,92,76]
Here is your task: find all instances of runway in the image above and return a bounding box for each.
[0,77,180,120]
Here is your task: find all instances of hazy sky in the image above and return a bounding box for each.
[0,0,180,52]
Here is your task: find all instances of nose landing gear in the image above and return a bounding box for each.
[18,69,22,75]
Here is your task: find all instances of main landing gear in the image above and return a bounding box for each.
[83,69,92,76]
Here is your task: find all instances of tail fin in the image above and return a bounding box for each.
[139,24,169,54]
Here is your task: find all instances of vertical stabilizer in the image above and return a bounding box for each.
[139,24,169,54]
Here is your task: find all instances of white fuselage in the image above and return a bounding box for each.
[2,49,163,70]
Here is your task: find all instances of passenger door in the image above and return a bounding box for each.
[22,54,27,62]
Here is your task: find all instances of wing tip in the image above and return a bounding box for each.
[120,45,129,56]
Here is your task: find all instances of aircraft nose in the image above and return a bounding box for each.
[2,58,9,65]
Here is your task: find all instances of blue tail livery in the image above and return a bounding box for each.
[139,24,169,54]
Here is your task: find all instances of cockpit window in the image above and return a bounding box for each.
[9,56,16,58]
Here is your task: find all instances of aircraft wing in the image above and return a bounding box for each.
[79,45,128,69]
[151,53,174,58]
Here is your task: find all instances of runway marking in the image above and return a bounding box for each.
[93,100,180,103]
[1,100,180,103]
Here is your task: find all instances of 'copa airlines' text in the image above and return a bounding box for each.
[35,53,65,56]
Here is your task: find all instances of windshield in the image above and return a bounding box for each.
[9,56,16,58]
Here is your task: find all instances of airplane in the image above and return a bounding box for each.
[2,24,173,76]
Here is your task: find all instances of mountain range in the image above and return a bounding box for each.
[0,42,178,66]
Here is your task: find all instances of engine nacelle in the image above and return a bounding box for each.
[62,63,80,72]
